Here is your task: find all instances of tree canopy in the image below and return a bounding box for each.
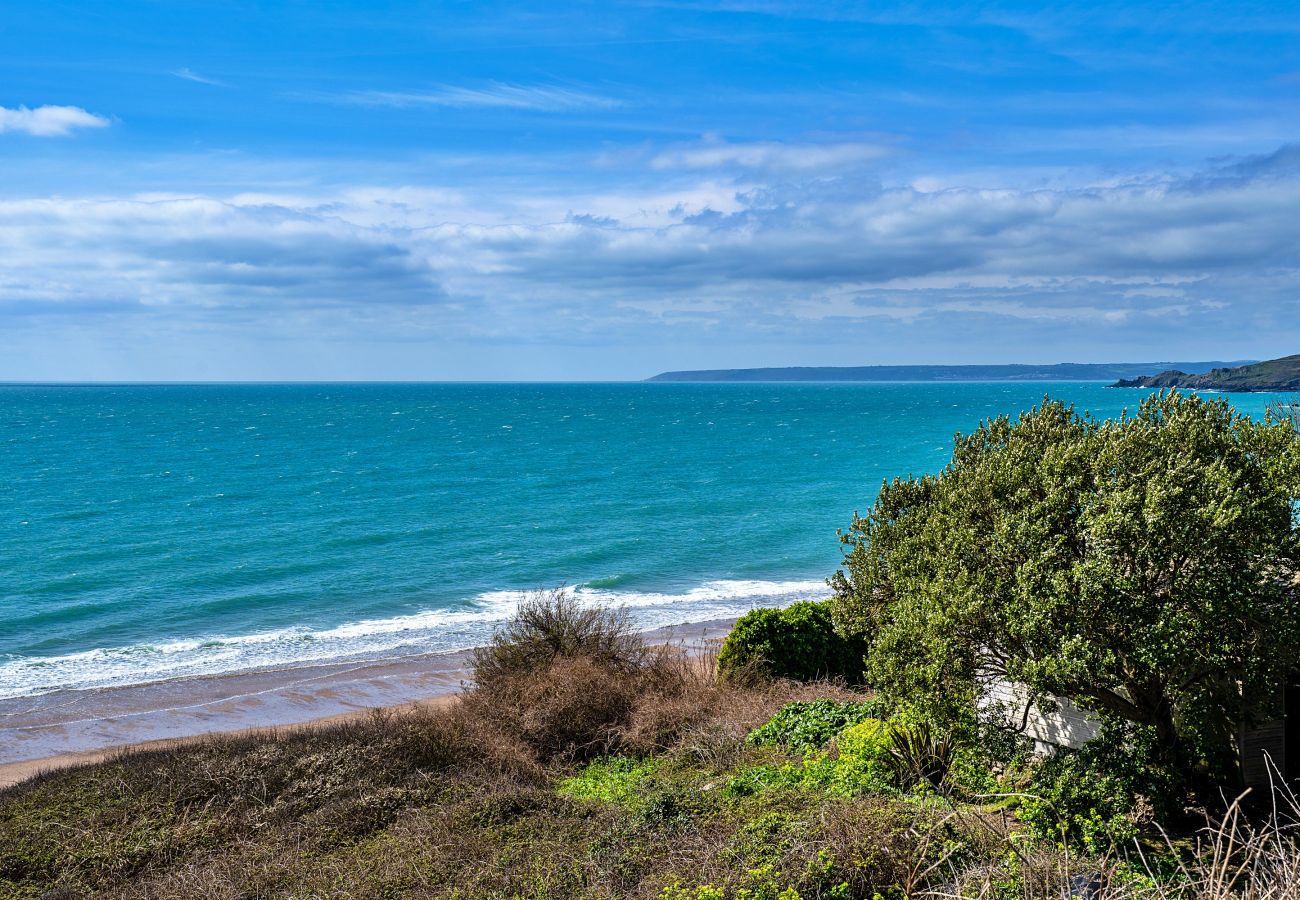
[830,392,1300,775]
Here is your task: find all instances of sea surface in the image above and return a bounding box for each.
[1,382,1286,700]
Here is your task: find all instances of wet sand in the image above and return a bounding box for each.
[0,617,733,790]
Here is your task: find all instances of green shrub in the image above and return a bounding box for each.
[740,705,1008,801]
[1017,721,1179,853]
[731,710,896,798]
[731,758,850,798]
[717,601,869,683]
[825,719,895,794]
[725,762,805,797]
[881,722,956,794]
[746,700,880,755]
[558,756,661,808]
[661,849,851,898]
[830,392,1300,777]
[832,718,890,759]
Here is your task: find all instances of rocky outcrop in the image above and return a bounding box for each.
[1112,355,1300,392]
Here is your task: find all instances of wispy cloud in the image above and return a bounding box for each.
[172,68,229,87]
[0,105,109,137]
[651,138,891,171]
[310,82,620,112]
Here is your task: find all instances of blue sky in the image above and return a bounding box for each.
[2,1,1299,380]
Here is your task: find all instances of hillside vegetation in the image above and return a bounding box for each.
[830,391,1300,787]
[647,362,1252,383]
[4,592,1300,898]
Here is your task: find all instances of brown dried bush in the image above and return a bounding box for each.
[465,655,638,762]
[470,588,648,689]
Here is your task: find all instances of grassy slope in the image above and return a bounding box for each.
[2,662,915,899]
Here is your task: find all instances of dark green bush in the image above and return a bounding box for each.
[717,600,870,683]
[882,722,956,794]
[944,721,1031,797]
[1017,721,1181,853]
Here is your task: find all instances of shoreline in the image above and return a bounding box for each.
[0,616,736,790]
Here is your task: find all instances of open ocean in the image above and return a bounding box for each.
[1,382,1286,700]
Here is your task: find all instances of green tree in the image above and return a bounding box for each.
[830,392,1300,778]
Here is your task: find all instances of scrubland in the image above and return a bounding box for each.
[3,594,1299,899]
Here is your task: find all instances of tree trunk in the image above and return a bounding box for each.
[1151,706,1183,768]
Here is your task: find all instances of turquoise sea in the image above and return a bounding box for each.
[1,382,1285,699]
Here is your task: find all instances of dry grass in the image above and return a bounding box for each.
[470,588,651,689]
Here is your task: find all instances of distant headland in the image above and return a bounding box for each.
[1112,354,1300,392]
[646,361,1255,383]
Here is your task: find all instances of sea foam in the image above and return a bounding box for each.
[0,579,827,699]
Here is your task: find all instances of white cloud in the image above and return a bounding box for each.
[314,83,620,112]
[0,105,110,137]
[651,139,891,171]
[1,145,1298,348]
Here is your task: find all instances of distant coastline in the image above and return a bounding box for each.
[647,361,1256,383]
[1112,354,1300,392]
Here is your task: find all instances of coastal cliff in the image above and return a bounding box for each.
[1112,354,1300,391]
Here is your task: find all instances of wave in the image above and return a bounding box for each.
[0,578,828,699]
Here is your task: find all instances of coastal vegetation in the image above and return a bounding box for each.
[716,601,869,684]
[4,391,1300,898]
[0,593,1294,894]
[0,595,897,899]
[0,590,1294,900]
[1,592,1297,898]
[830,391,1300,785]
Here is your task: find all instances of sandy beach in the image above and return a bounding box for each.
[0,693,464,791]
[0,616,735,790]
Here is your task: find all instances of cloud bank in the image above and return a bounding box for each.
[651,139,892,171]
[0,105,110,137]
[1,142,1297,353]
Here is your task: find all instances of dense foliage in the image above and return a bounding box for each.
[830,391,1300,779]
[716,601,870,684]
[1019,721,1179,854]
[738,701,994,801]
[745,699,880,754]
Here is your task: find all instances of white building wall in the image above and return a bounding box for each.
[985,679,1286,787]
[982,678,1100,753]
